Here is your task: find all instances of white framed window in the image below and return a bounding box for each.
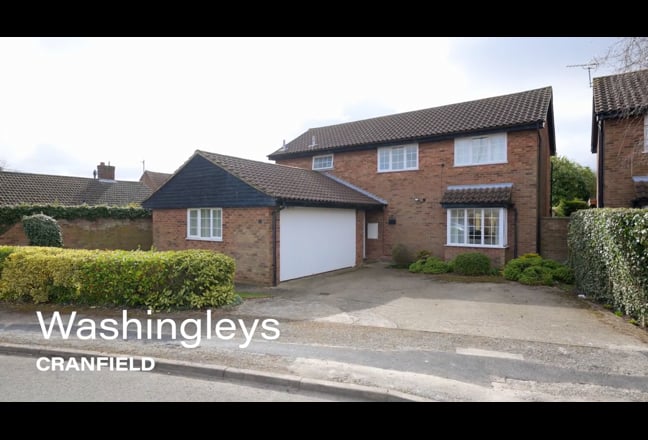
[644,114,648,153]
[454,132,507,166]
[312,154,334,170]
[447,207,507,248]
[187,208,222,241]
[377,143,418,172]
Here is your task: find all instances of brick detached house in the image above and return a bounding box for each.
[142,151,385,285]
[146,87,555,285]
[591,68,648,208]
[270,87,555,269]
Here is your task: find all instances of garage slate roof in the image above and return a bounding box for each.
[197,151,385,207]
[269,87,553,159]
[0,170,152,206]
[593,68,648,117]
[440,183,513,207]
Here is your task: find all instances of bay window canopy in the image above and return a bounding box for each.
[440,183,513,208]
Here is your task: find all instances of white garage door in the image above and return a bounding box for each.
[280,207,356,281]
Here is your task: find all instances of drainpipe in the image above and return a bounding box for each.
[597,121,605,207]
[536,127,542,254]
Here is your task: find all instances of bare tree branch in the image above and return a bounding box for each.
[592,37,648,72]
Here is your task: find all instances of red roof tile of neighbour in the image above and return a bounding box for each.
[269,87,553,159]
[140,170,172,192]
[197,151,385,207]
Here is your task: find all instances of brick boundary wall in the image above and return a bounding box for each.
[539,217,569,263]
[0,218,152,250]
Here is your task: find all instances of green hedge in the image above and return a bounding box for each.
[503,253,574,286]
[0,247,236,310]
[0,204,151,227]
[568,209,648,326]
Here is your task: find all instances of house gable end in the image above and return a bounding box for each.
[142,155,275,209]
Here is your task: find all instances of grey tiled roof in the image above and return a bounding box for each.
[440,184,513,206]
[140,170,172,192]
[269,87,553,158]
[593,68,648,117]
[197,151,385,207]
[0,170,152,206]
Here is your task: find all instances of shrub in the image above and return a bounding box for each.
[414,250,432,261]
[518,266,554,286]
[391,243,412,266]
[0,247,236,310]
[555,198,590,217]
[452,252,491,276]
[22,213,63,247]
[409,256,450,274]
[568,208,648,326]
[503,253,573,285]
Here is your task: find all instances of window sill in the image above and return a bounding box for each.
[453,161,507,168]
[445,243,507,249]
[377,168,419,173]
[186,237,223,242]
[313,168,334,171]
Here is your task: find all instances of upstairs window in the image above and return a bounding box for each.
[312,154,334,170]
[455,132,507,166]
[377,144,418,172]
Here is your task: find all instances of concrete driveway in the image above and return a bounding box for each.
[237,262,648,351]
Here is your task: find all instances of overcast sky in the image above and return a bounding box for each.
[0,37,619,181]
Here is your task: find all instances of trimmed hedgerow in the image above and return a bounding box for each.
[22,213,63,247]
[409,256,450,274]
[568,208,648,327]
[391,243,412,266]
[0,247,236,310]
[452,252,492,276]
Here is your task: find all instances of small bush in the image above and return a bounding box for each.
[555,199,590,217]
[503,253,573,286]
[452,253,491,276]
[391,243,412,266]
[22,213,63,247]
[409,257,450,274]
[518,266,554,286]
[0,247,236,309]
[414,250,432,261]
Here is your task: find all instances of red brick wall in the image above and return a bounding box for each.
[0,218,152,250]
[601,116,648,207]
[276,129,545,262]
[152,207,275,285]
[444,246,507,268]
[540,217,569,263]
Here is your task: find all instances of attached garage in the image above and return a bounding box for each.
[280,207,356,281]
[143,150,385,285]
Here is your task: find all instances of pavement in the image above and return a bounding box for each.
[1,261,648,401]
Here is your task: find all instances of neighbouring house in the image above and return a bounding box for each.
[591,68,648,208]
[0,162,154,249]
[0,162,152,206]
[269,87,556,268]
[140,170,172,192]
[142,151,385,285]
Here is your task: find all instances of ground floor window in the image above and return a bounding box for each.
[447,207,506,247]
[187,208,222,241]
